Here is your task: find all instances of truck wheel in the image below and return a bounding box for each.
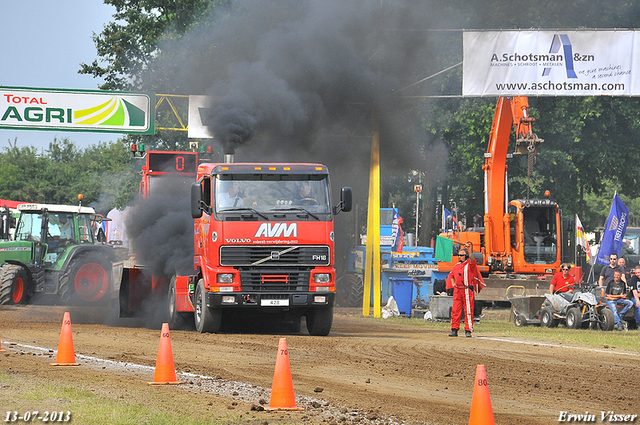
[194,279,221,333]
[514,313,527,327]
[59,252,111,304]
[167,276,194,330]
[600,308,615,331]
[566,307,582,329]
[540,307,559,328]
[346,273,364,307]
[306,306,333,336]
[0,264,31,305]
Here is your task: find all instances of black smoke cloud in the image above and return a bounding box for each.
[140,0,453,280]
[124,176,194,278]
[156,0,449,166]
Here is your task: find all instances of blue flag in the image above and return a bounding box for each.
[443,207,457,230]
[595,193,629,265]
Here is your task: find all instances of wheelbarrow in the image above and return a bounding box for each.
[506,285,547,327]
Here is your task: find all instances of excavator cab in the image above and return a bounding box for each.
[510,198,561,271]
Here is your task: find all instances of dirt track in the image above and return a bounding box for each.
[1,305,638,424]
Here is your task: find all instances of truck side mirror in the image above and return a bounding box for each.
[191,182,203,219]
[333,187,352,215]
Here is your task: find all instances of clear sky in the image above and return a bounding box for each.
[0,0,121,150]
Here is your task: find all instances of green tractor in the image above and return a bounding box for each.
[0,203,116,305]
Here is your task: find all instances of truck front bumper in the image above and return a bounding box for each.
[205,291,336,309]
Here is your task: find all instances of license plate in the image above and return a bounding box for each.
[261,299,289,307]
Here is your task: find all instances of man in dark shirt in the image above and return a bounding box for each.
[605,270,634,331]
[599,254,626,287]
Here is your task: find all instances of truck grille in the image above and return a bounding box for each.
[220,245,330,266]
[239,268,310,291]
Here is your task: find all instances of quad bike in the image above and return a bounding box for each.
[539,284,615,331]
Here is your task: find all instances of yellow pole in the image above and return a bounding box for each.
[363,115,381,317]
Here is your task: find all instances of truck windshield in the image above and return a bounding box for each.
[522,206,557,264]
[215,175,331,215]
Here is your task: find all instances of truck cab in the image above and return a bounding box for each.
[187,162,352,335]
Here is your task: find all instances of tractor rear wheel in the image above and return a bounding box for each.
[59,252,111,304]
[194,279,221,333]
[0,264,31,305]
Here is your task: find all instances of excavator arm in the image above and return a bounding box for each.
[482,97,543,266]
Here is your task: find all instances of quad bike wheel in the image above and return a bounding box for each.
[0,264,31,305]
[566,307,583,329]
[540,307,559,328]
[599,308,616,331]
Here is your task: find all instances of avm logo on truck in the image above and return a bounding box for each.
[254,223,297,238]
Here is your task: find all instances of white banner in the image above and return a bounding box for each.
[0,87,154,134]
[463,30,640,96]
[188,95,214,138]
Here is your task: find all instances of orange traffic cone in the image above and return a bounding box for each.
[266,338,303,411]
[0,331,6,352]
[469,364,495,425]
[148,323,181,385]
[50,312,79,366]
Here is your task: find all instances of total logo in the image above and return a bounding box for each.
[254,223,297,238]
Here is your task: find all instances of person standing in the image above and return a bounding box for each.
[447,246,485,337]
[549,264,575,294]
[605,270,634,331]
[627,266,640,329]
[599,254,626,287]
[618,257,631,282]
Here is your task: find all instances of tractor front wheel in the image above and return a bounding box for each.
[59,252,111,304]
[0,264,31,305]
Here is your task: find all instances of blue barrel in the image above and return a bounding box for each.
[391,277,413,317]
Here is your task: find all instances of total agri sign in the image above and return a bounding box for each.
[0,86,155,134]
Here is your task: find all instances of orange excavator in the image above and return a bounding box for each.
[437,97,566,301]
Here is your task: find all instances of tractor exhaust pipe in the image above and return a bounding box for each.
[224,154,234,163]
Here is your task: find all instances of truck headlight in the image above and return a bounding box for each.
[313,295,327,303]
[314,273,330,283]
[217,273,234,283]
[221,295,236,304]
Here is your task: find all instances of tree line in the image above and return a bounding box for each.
[5,0,640,243]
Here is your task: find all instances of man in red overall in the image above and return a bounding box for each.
[447,247,485,337]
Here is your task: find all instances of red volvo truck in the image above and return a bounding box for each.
[177,158,352,335]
